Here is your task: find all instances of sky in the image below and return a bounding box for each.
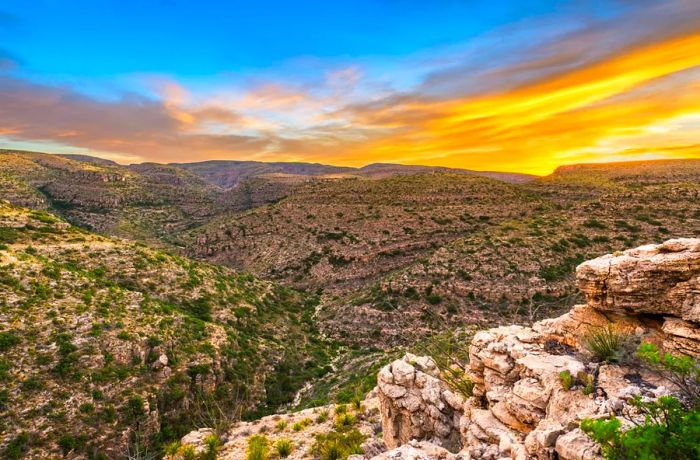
[1,0,700,174]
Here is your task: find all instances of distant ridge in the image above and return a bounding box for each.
[57,153,119,166]
[551,158,700,174]
[172,159,538,187]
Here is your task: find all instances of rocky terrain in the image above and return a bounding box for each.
[175,238,699,459]
[187,159,700,346]
[0,150,229,244]
[0,150,534,249]
[0,202,332,458]
[1,151,699,459]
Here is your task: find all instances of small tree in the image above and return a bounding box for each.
[636,342,700,407]
[581,343,700,459]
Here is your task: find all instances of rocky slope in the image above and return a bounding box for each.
[184,238,699,459]
[0,150,534,249]
[0,202,331,458]
[0,150,230,244]
[187,160,700,347]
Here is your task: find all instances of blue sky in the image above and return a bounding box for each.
[1,1,699,173]
[2,1,578,77]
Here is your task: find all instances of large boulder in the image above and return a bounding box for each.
[576,238,700,322]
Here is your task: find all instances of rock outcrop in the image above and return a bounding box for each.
[577,238,699,322]
[376,239,700,459]
[377,355,464,452]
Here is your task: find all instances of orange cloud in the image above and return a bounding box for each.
[343,31,700,174]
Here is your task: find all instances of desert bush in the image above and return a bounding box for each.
[246,435,269,460]
[311,429,365,460]
[578,372,594,395]
[275,419,288,431]
[0,330,20,351]
[559,370,573,390]
[334,413,357,430]
[199,434,220,460]
[4,433,29,459]
[334,404,347,415]
[637,342,700,406]
[316,410,329,423]
[350,395,364,413]
[583,325,627,363]
[581,396,700,460]
[416,331,474,398]
[274,439,293,458]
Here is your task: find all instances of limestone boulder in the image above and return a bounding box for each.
[576,238,700,322]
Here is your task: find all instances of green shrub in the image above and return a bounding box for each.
[274,439,293,458]
[334,413,357,430]
[350,396,363,412]
[416,331,474,398]
[200,434,220,460]
[57,433,87,456]
[164,441,181,456]
[559,370,573,390]
[300,417,313,427]
[426,293,443,305]
[334,404,347,415]
[0,389,9,411]
[123,396,145,422]
[79,402,95,414]
[583,218,606,229]
[316,409,329,423]
[179,445,196,460]
[581,396,700,460]
[312,429,366,460]
[276,419,288,431]
[0,330,20,351]
[0,227,19,244]
[583,325,627,363]
[578,372,594,395]
[636,342,700,406]
[4,433,29,459]
[246,435,269,460]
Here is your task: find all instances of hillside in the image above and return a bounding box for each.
[0,202,331,458]
[0,150,229,244]
[1,153,698,334]
[0,150,534,248]
[186,160,700,346]
[3,151,698,351]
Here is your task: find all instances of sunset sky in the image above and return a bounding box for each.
[1,0,700,174]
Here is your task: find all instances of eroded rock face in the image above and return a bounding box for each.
[577,238,700,322]
[377,354,464,453]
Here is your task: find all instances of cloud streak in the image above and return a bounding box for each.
[1,0,700,173]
